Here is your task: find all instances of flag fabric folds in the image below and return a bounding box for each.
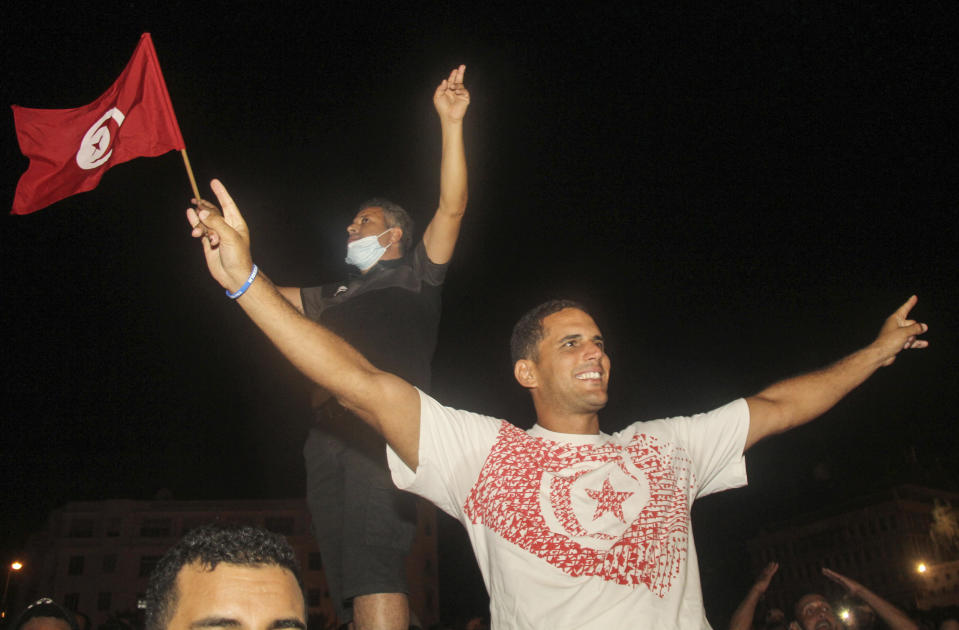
[11,33,185,214]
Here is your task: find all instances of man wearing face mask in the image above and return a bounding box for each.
[274,65,470,630]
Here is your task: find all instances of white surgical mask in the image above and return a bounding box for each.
[345,229,392,271]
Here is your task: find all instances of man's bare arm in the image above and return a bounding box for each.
[422,65,470,265]
[187,179,421,468]
[745,296,928,451]
[729,562,779,630]
[276,286,304,313]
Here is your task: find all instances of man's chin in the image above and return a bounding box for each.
[584,395,608,411]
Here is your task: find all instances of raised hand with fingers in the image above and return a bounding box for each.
[873,295,929,366]
[185,179,254,295]
[755,561,779,593]
[433,64,470,123]
[822,567,863,597]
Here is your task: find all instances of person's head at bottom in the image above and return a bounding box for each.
[12,598,79,630]
[145,524,306,630]
[795,593,842,630]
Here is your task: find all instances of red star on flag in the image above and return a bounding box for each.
[585,477,634,522]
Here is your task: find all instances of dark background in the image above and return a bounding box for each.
[2,1,957,625]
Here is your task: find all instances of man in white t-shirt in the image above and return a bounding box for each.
[186,182,929,629]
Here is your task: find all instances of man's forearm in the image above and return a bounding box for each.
[857,586,918,630]
[438,120,467,216]
[728,588,764,630]
[745,344,885,449]
[276,285,304,313]
[745,297,927,450]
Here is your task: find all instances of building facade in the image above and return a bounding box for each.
[747,485,959,612]
[13,498,438,630]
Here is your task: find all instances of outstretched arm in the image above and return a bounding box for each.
[823,568,918,630]
[744,296,928,451]
[187,180,421,468]
[729,562,779,630]
[422,64,470,265]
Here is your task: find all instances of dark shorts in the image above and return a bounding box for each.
[304,420,417,624]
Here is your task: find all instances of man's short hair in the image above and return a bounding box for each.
[510,299,588,364]
[11,598,78,630]
[144,524,303,630]
[359,198,414,256]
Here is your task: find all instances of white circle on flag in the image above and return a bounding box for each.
[76,108,126,170]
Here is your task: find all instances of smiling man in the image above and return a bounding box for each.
[186,180,928,629]
[145,525,306,630]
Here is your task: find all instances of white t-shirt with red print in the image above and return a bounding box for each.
[387,390,750,630]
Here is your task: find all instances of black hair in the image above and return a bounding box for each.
[509,299,588,365]
[144,524,302,630]
[11,598,78,630]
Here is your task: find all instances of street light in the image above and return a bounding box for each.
[1,561,24,620]
[917,562,928,574]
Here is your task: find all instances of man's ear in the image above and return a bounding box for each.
[387,227,402,245]
[513,359,537,389]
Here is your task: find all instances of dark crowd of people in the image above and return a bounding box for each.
[8,523,959,630]
[729,561,959,630]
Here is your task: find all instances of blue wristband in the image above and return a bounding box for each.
[226,264,258,299]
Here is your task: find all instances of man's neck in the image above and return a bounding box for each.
[533,406,601,435]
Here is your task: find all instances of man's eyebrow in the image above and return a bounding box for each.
[190,618,241,629]
[557,334,605,343]
[188,618,306,630]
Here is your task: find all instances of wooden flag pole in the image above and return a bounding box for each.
[180,148,201,201]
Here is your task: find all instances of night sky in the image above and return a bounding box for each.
[2,2,957,625]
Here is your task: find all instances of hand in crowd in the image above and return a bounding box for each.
[822,567,864,597]
[754,561,779,594]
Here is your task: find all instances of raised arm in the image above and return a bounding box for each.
[729,562,779,630]
[187,180,421,468]
[744,296,928,451]
[823,568,919,630]
[422,64,470,265]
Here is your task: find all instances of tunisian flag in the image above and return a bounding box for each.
[11,33,185,214]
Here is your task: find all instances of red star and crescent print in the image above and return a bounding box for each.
[463,422,695,596]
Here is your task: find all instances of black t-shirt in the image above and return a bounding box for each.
[300,241,447,391]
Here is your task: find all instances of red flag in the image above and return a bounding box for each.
[11,33,185,214]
